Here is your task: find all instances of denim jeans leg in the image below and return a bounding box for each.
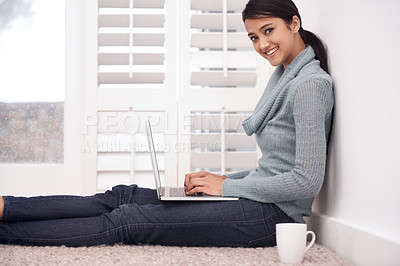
[0,214,119,246]
[106,199,295,247]
[1,185,160,222]
[0,199,294,247]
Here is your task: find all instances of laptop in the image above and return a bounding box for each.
[145,120,239,201]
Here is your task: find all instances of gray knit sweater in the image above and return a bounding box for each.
[222,46,334,223]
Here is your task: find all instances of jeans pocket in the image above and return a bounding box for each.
[247,232,276,247]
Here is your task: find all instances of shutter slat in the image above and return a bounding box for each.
[225,152,258,169]
[226,135,256,150]
[135,153,165,171]
[99,0,164,9]
[99,14,164,27]
[191,33,251,49]
[99,33,164,46]
[191,0,248,12]
[191,71,257,86]
[191,152,220,169]
[97,133,132,146]
[99,53,164,65]
[98,172,130,190]
[191,115,222,132]
[190,115,249,133]
[98,153,131,171]
[191,152,257,169]
[98,73,165,84]
[191,134,220,143]
[191,51,256,68]
[190,134,255,150]
[191,14,244,30]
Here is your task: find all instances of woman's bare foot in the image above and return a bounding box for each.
[0,196,4,219]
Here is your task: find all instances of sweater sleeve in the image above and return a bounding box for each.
[225,170,252,180]
[222,79,333,202]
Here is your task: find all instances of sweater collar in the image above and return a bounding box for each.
[284,45,315,79]
[242,46,316,135]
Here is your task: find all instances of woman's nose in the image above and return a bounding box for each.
[259,36,270,51]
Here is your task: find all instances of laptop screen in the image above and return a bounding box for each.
[145,120,162,198]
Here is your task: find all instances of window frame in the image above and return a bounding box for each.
[0,0,85,196]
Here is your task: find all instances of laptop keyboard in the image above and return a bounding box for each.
[169,187,203,197]
[170,187,186,197]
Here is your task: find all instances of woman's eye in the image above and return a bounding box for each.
[265,28,274,34]
[250,36,258,42]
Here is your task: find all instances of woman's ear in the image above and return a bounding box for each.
[291,15,301,33]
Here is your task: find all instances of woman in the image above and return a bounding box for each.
[0,0,333,247]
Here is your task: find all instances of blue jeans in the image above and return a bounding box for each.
[0,185,294,247]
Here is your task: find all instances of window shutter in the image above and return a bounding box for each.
[95,0,176,191]
[175,0,268,182]
[190,111,258,176]
[89,0,270,191]
[96,111,167,190]
[98,0,165,89]
[190,0,256,90]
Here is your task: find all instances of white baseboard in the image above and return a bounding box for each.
[306,213,400,266]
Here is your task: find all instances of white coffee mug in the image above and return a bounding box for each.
[276,223,316,264]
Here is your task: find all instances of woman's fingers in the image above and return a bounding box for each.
[185,176,205,192]
[185,185,202,195]
[185,175,224,196]
[184,171,209,188]
[184,171,227,195]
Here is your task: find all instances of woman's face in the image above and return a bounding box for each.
[245,16,302,68]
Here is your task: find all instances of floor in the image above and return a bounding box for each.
[0,243,350,265]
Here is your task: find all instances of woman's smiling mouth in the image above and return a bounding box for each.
[265,47,278,56]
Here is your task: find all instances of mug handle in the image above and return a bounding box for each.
[305,231,316,252]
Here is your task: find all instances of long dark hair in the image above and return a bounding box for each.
[242,0,329,74]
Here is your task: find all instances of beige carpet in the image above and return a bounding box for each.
[0,243,349,265]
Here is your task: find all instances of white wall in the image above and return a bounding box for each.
[294,0,400,265]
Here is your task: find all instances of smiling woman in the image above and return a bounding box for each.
[242,0,329,73]
[245,16,306,68]
[0,0,65,163]
[0,0,334,249]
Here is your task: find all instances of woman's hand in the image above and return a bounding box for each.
[184,171,227,196]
